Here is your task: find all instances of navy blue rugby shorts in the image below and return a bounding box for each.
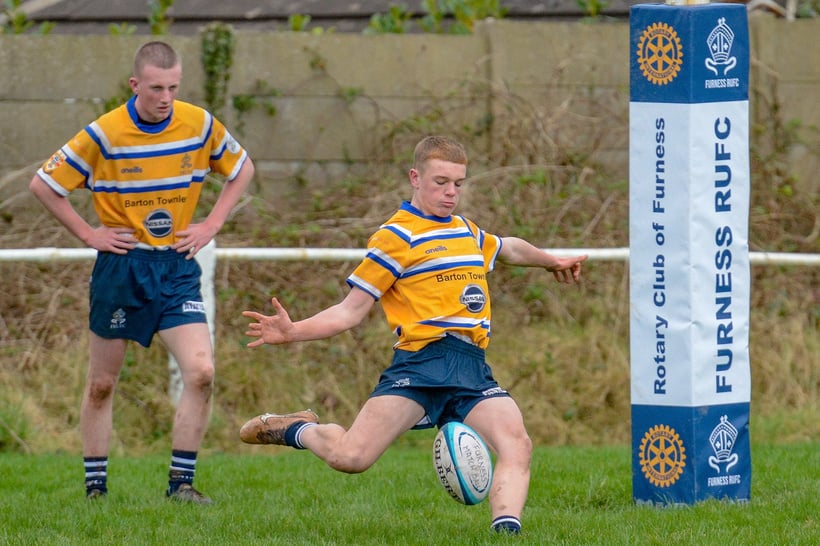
[370,334,511,429]
[89,248,207,348]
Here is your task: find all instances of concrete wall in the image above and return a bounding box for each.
[1,17,817,192]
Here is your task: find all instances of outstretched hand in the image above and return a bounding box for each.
[548,254,588,284]
[242,297,294,347]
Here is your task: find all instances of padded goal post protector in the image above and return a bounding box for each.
[628,3,751,505]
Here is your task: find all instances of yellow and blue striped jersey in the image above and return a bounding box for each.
[37,96,248,247]
[347,201,502,352]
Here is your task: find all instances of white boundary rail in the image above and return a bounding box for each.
[3,243,817,402]
[2,246,819,264]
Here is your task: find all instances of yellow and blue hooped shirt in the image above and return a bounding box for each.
[37,96,248,247]
[348,201,503,352]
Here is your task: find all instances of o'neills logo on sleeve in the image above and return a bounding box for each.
[143,209,173,238]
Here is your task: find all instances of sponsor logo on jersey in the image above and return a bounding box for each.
[460,284,486,313]
[143,209,174,238]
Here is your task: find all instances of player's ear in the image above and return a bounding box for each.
[128,77,139,94]
[409,168,420,189]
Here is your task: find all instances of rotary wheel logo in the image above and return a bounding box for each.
[637,22,683,85]
[639,424,686,487]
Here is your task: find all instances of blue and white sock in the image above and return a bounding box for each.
[168,449,197,493]
[84,456,108,496]
[285,421,318,449]
[491,515,522,534]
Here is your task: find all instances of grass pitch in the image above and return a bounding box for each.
[0,441,816,545]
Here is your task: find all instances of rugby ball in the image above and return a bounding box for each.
[433,421,493,505]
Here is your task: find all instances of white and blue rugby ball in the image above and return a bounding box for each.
[433,421,493,505]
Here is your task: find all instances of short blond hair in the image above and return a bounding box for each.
[133,41,180,77]
[413,136,468,172]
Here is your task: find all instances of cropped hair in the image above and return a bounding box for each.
[413,136,468,172]
[133,41,180,77]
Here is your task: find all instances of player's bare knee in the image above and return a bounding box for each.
[520,432,533,456]
[185,365,214,393]
[522,435,532,466]
[326,451,373,474]
[498,431,533,467]
[86,378,116,403]
[516,432,533,462]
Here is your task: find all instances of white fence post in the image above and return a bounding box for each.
[167,239,217,405]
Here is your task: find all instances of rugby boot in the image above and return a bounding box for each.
[167,482,213,505]
[239,410,319,445]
